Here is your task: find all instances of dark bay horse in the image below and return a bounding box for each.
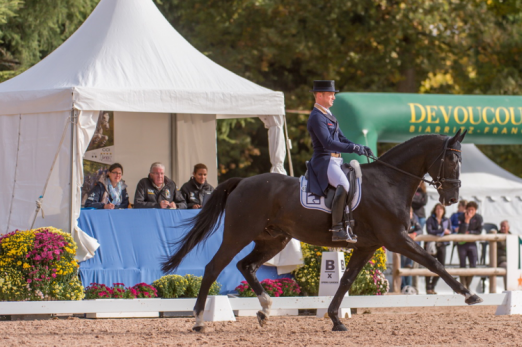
[162,130,482,332]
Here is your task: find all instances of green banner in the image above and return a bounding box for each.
[330,93,522,162]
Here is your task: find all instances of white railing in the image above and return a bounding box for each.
[392,233,507,293]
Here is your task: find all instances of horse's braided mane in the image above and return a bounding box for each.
[378,134,444,160]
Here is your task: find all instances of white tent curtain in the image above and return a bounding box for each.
[72,110,100,261]
[259,115,287,175]
[172,113,218,188]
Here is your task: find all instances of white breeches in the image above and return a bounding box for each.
[327,157,350,193]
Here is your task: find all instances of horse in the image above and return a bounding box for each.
[162,130,481,332]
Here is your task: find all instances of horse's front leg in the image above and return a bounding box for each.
[328,247,378,332]
[386,233,483,305]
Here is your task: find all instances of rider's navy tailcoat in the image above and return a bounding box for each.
[307,106,356,197]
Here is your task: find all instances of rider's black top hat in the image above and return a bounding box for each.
[311,80,339,93]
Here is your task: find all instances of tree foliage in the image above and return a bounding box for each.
[1,1,522,178]
[0,0,98,80]
[155,0,522,180]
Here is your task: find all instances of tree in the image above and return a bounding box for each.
[0,0,99,82]
[156,0,522,179]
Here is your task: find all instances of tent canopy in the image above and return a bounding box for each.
[0,0,284,116]
[0,0,287,246]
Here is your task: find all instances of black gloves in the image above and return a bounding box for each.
[363,146,374,158]
[349,144,374,157]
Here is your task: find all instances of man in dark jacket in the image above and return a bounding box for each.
[134,162,187,209]
[457,201,483,289]
[307,80,372,242]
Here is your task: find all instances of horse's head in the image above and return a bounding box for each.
[427,129,467,206]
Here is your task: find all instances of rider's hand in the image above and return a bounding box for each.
[363,146,374,157]
[350,144,366,156]
[159,200,169,209]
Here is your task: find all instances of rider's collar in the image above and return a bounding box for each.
[314,103,330,115]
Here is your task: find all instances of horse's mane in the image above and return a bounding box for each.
[377,134,445,161]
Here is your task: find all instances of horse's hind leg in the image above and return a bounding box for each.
[236,236,291,327]
[192,239,251,332]
[328,247,377,332]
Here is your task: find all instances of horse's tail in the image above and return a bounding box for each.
[161,177,244,274]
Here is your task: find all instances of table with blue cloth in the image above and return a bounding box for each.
[78,209,284,294]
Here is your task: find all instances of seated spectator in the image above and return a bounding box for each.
[457,201,483,290]
[450,200,467,232]
[425,203,451,294]
[181,163,214,209]
[134,162,186,209]
[498,220,511,290]
[85,163,129,209]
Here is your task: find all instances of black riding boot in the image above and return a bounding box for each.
[330,186,356,243]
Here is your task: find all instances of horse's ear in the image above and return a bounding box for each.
[458,129,467,143]
[448,129,462,146]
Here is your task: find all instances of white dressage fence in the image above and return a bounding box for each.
[1,292,521,321]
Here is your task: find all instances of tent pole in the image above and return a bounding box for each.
[283,114,294,177]
[69,109,78,234]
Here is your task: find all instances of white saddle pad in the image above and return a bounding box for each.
[299,175,362,214]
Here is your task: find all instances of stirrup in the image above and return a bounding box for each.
[330,226,357,243]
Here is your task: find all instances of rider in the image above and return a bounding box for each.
[307,80,373,242]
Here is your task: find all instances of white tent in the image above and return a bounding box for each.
[426,144,522,233]
[0,0,288,259]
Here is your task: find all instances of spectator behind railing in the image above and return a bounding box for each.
[425,203,451,295]
[498,220,511,290]
[412,181,428,230]
[449,200,467,233]
[134,162,187,209]
[401,207,422,293]
[85,163,129,209]
[456,201,483,290]
[180,163,214,209]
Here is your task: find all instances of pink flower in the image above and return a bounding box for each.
[51,274,56,278]
[27,279,32,284]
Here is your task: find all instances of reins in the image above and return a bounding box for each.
[366,138,462,190]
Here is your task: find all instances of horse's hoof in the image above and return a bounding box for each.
[192,325,206,333]
[332,324,348,332]
[256,311,268,327]
[465,294,483,305]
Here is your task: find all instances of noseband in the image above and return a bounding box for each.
[368,138,462,190]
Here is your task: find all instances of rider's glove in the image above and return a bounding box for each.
[349,144,366,156]
[363,146,374,158]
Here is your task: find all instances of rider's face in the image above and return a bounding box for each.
[316,92,335,109]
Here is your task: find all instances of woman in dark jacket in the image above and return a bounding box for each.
[424,203,451,294]
[85,163,129,209]
[457,201,483,290]
[180,163,214,209]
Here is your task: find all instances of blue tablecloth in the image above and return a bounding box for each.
[78,209,282,294]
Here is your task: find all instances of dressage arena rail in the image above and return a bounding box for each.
[0,294,510,317]
[392,233,507,294]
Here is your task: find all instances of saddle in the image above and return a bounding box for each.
[304,160,362,210]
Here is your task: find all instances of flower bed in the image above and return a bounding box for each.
[84,282,158,299]
[0,227,84,301]
[292,244,389,296]
[235,278,301,297]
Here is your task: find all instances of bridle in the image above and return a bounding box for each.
[367,137,462,190]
